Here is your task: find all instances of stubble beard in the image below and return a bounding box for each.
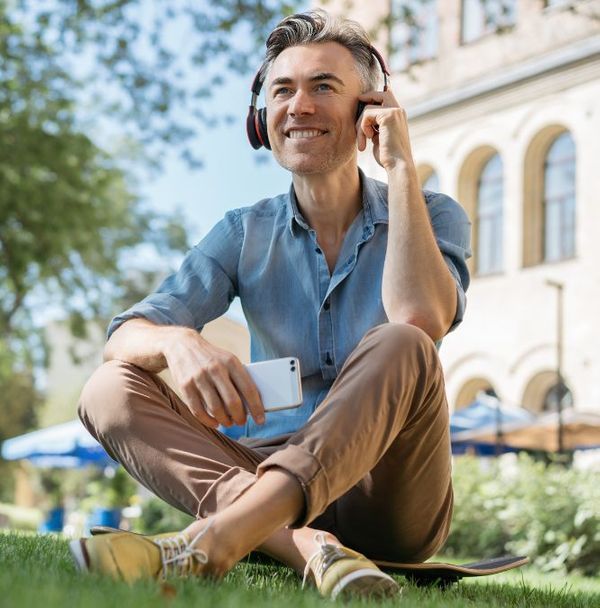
[273,134,357,176]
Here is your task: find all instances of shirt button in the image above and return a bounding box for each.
[325,352,333,365]
[323,299,330,311]
[315,247,322,254]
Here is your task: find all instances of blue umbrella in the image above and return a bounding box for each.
[450,397,536,456]
[1,419,117,468]
[453,408,600,453]
[450,397,535,434]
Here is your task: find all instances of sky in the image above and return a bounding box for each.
[141,76,292,244]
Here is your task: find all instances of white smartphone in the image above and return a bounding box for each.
[245,357,303,412]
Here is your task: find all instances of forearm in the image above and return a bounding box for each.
[103,318,196,372]
[382,164,457,340]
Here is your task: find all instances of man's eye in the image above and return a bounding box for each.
[316,83,332,91]
[274,87,291,96]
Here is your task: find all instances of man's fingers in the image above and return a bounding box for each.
[180,384,219,429]
[357,111,378,145]
[356,122,367,151]
[230,363,265,425]
[200,381,233,427]
[212,372,248,426]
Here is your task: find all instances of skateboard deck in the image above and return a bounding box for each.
[373,555,529,587]
[89,526,528,588]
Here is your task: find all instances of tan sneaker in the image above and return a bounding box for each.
[69,522,212,583]
[302,533,401,600]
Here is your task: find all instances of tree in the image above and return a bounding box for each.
[6,0,302,169]
[0,4,192,501]
[1,3,189,368]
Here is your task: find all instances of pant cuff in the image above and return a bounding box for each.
[197,467,257,519]
[256,444,330,528]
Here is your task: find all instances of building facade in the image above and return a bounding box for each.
[328,0,600,412]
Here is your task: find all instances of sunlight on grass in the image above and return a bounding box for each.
[1,531,598,608]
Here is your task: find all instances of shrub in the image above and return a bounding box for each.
[134,498,195,534]
[444,454,600,576]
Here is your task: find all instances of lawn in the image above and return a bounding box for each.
[1,531,599,608]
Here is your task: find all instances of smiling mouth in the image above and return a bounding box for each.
[286,129,327,139]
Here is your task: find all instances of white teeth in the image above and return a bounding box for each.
[288,130,324,139]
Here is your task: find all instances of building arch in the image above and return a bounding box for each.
[522,124,576,267]
[457,145,502,276]
[522,370,555,412]
[454,377,498,411]
[417,163,440,191]
[512,102,579,145]
[521,370,574,413]
[443,351,506,411]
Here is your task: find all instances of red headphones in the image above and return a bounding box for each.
[246,45,390,150]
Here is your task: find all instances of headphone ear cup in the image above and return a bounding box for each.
[355,101,366,123]
[257,108,270,150]
[246,107,263,150]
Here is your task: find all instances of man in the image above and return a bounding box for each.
[71,9,471,600]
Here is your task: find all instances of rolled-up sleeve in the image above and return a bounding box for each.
[426,191,472,332]
[107,210,243,339]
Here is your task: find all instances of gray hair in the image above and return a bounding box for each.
[262,9,381,93]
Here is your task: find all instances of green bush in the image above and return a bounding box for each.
[444,454,600,576]
[134,498,195,535]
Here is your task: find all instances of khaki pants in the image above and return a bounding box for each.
[78,323,453,563]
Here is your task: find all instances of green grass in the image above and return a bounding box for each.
[1,531,599,608]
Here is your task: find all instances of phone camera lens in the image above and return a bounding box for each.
[290,359,294,365]
[291,366,296,372]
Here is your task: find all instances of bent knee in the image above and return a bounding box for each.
[369,322,431,344]
[78,360,152,436]
[364,323,438,364]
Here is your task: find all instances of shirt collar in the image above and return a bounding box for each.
[286,168,389,237]
[287,184,310,235]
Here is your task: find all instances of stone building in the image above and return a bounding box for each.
[328,0,600,412]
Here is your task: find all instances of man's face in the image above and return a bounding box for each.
[266,42,363,176]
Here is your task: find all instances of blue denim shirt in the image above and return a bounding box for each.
[108,171,472,440]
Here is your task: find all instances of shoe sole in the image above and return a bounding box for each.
[69,539,90,573]
[332,569,401,600]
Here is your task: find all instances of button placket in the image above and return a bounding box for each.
[312,230,335,380]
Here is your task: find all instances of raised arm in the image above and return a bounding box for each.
[357,90,466,341]
[382,166,457,340]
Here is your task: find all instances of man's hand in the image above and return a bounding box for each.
[162,327,265,429]
[356,90,416,174]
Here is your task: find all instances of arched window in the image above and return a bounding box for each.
[543,381,573,412]
[454,378,498,411]
[543,132,576,262]
[476,154,503,275]
[422,171,439,191]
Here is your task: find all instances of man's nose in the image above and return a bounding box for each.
[287,90,315,116]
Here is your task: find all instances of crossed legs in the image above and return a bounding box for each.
[78,323,452,577]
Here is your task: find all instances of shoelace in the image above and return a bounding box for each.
[154,520,213,579]
[302,532,349,588]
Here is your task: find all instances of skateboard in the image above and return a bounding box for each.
[373,555,529,587]
[89,526,528,588]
